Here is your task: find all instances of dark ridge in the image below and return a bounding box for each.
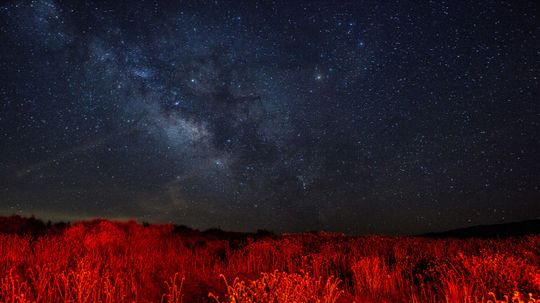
[172,224,195,234]
[0,215,68,236]
[210,228,275,238]
[0,215,276,240]
[420,219,540,238]
[3,215,538,239]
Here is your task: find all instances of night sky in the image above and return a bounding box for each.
[0,0,538,234]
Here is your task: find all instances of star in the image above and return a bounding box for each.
[0,0,537,234]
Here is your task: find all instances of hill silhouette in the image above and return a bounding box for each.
[421,219,540,238]
[0,215,539,238]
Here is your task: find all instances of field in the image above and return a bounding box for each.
[0,216,539,303]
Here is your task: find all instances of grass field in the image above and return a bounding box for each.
[0,216,538,302]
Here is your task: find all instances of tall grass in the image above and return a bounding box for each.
[0,219,537,302]
[209,271,343,303]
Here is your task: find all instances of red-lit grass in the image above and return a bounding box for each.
[209,271,343,303]
[0,218,538,302]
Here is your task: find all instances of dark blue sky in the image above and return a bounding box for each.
[0,0,538,234]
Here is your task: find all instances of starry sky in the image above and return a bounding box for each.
[0,0,538,234]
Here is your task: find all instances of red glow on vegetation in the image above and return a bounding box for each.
[0,217,538,302]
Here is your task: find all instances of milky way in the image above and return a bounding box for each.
[0,1,538,234]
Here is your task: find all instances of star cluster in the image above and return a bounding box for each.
[0,0,538,234]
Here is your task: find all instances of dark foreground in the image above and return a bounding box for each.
[0,216,538,302]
